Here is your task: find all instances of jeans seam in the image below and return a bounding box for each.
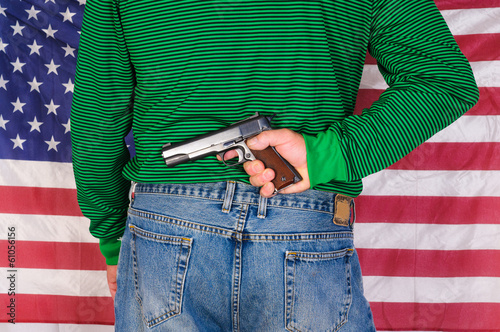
[284,249,354,332]
[129,208,235,238]
[130,206,353,242]
[232,240,242,332]
[232,204,248,332]
[129,225,192,328]
[335,254,353,332]
[134,192,338,215]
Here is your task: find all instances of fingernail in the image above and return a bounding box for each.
[264,169,273,180]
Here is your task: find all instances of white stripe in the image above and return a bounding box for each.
[427,116,500,143]
[359,65,387,90]
[359,61,500,89]
[0,268,108,297]
[362,169,500,197]
[441,8,500,35]
[470,61,500,87]
[0,214,96,243]
[0,159,76,188]
[363,276,500,303]
[354,223,500,250]
[0,323,113,332]
[2,118,498,192]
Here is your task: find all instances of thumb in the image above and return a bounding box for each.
[247,129,286,150]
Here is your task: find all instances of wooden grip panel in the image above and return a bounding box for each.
[250,146,301,191]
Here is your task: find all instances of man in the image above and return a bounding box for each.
[71,0,478,331]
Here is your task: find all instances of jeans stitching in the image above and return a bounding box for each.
[285,254,298,332]
[232,204,248,332]
[128,208,353,242]
[222,181,236,213]
[334,253,353,332]
[232,240,242,332]
[129,225,192,328]
[285,249,354,332]
[133,192,337,215]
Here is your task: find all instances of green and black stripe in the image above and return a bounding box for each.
[71,0,478,263]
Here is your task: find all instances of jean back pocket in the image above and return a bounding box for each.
[285,248,354,332]
[130,225,192,328]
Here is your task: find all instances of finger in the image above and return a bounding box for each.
[260,182,277,198]
[248,168,275,187]
[109,285,116,301]
[243,159,265,176]
[216,150,239,161]
[107,265,118,301]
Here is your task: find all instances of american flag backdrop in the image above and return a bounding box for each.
[0,0,498,331]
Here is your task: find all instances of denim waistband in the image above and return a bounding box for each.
[132,181,352,218]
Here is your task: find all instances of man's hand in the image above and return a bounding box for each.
[107,264,118,301]
[244,129,310,197]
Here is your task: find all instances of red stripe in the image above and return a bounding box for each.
[471,87,500,115]
[365,34,500,63]
[2,190,498,227]
[435,0,500,10]
[354,89,382,115]
[355,87,499,116]
[455,34,500,62]
[389,142,500,170]
[364,53,377,65]
[0,294,114,324]
[358,249,500,278]
[0,240,106,271]
[2,297,499,330]
[370,302,500,331]
[0,186,83,216]
[355,196,500,224]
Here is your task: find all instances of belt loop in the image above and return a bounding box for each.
[222,181,236,213]
[257,195,268,219]
[128,181,137,207]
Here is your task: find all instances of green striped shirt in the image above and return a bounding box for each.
[71,0,479,264]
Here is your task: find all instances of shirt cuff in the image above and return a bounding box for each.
[303,130,348,188]
[99,237,122,265]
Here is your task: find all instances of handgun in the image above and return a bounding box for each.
[161,113,302,193]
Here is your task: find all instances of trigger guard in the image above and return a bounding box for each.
[221,149,246,167]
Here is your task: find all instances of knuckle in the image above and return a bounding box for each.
[249,175,264,187]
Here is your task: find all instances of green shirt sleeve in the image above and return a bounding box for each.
[303,130,348,189]
[304,0,479,186]
[99,237,122,265]
[71,0,135,263]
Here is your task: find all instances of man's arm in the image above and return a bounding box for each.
[245,0,479,193]
[71,0,135,265]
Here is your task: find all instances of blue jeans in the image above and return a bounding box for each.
[115,182,376,331]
